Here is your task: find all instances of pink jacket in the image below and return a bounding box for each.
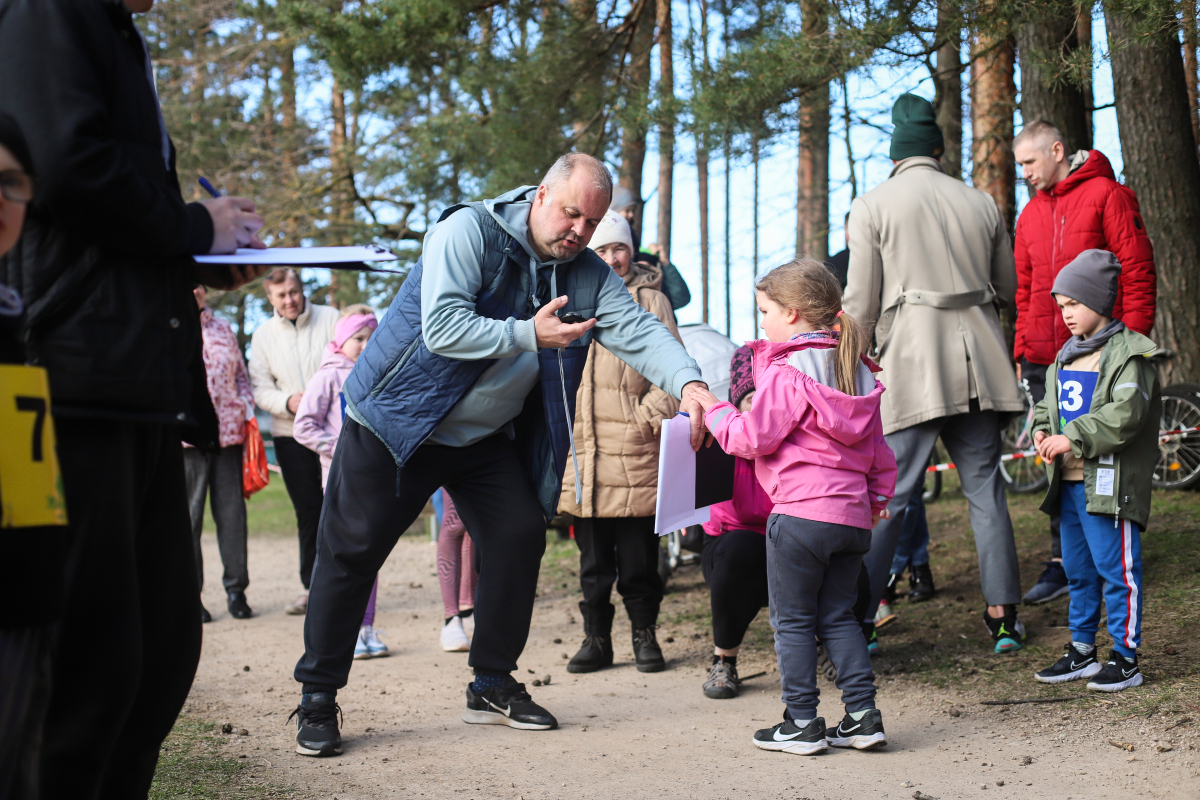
[187,308,253,449]
[704,336,897,530]
[703,456,773,537]
[293,348,356,488]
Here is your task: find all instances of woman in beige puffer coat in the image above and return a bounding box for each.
[560,211,681,676]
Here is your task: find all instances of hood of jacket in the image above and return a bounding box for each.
[622,260,663,291]
[1049,150,1116,197]
[484,185,576,268]
[749,337,884,448]
[318,346,357,375]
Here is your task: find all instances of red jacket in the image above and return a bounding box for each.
[1013,150,1157,365]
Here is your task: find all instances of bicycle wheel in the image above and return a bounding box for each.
[1001,381,1049,494]
[1154,383,1200,490]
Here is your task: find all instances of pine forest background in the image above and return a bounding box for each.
[141,0,1200,385]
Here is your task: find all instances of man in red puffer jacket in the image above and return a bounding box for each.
[1012,119,1157,605]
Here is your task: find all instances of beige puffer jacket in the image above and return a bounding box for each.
[558,262,682,518]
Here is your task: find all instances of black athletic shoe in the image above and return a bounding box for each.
[752,714,827,755]
[227,591,253,620]
[200,604,212,624]
[1035,642,1102,684]
[1022,561,1070,605]
[907,563,936,602]
[1086,650,1144,692]
[983,609,1026,654]
[826,709,888,750]
[567,635,613,673]
[462,676,558,730]
[633,627,666,673]
[288,692,342,757]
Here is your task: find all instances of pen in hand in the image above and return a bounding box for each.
[198,177,221,198]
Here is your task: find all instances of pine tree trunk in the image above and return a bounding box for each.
[618,0,657,237]
[1078,2,1094,147]
[656,0,674,258]
[1184,0,1200,152]
[970,20,1017,236]
[794,0,829,260]
[281,47,297,174]
[1017,4,1090,152]
[698,142,710,324]
[329,78,351,305]
[933,0,964,179]
[1107,5,1200,384]
[752,135,760,334]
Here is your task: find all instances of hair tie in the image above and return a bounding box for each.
[836,309,845,318]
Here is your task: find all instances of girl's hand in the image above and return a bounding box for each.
[871,508,891,528]
[1037,434,1072,461]
[687,385,721,412]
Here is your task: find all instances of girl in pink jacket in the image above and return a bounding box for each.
[294,307,385,659]
[691,260,896,756]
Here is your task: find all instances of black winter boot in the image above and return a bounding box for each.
[882,573,901,605]
[567,633,613,673]
[632,626,666,673]
[907,563,936,602]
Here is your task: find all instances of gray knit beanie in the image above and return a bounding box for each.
[1051,249,1121,317]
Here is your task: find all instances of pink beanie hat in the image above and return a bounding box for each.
[329,313,377,355]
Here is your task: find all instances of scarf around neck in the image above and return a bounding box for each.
[1057,318,1125,366]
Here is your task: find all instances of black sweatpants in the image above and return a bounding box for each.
[295,421,547,692]
[574,516,663,633]
[0,627,51,800]
[701,530,769,650]
[1020,358,1062,559]
[274,435,325,590]
[42,419,202,799]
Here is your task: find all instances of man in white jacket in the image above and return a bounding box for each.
[249,268,338,614]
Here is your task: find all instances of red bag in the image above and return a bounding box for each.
[242,417,270,498]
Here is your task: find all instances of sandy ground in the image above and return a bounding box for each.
[186,531,1200,800]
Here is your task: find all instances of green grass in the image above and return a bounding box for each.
[150,716,295,800]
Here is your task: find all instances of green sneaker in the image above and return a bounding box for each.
[983,610,1026,654]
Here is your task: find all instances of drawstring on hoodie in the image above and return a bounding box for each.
[551,266,584,506]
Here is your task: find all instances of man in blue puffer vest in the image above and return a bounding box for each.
[289,154,709,754]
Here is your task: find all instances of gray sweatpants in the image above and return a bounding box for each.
[767,514,876,720]
[184,445,249,594]
[864,410,1022,614]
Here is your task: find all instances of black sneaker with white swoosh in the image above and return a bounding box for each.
[462,675,558,730]
[752,714,827,755]
[1035,642,1102,684]
[826,709,888,750]
[1086,650,1143,692]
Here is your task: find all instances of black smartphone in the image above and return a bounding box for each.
[558,312,587,325]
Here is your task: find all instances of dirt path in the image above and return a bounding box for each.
[187,531,1198,799]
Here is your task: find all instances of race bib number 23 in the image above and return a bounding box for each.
[0,364,68,528]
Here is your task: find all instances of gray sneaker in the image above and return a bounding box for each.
[703,658,739,699]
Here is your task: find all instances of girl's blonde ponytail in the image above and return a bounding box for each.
[833,310,868,397]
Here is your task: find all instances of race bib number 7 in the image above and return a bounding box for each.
[0,364,68,528]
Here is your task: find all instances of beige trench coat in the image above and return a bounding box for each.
[843,157,1023,434]
[558,262,682,518]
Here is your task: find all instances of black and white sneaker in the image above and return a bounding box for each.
[462,676,558,730]
[752,714,827,755]
[1035,643,1102,684]
[826,709,888,750]
[1086,650,1143,692]
[287,692,342,757]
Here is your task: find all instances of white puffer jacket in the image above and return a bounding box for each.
[249,300,339,438]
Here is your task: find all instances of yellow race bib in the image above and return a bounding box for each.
[0,364,68,527]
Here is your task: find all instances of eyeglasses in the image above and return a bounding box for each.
[0,169,34,204]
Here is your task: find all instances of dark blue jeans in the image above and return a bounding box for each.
[767,514,876,720]
[889,485,931,575]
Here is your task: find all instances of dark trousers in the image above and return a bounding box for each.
[295,421,547,691]
[42,419,202,800]
[574,516,663,633]
[701,530,769,650]
[0,627,51,800]
[274,435,325,590]
[1020,358,1062,559]
[184,445,249,593]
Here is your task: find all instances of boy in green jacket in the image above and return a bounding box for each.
[1030,249,1160,692]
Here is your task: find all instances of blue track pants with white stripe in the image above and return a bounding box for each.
[1059,481,1142,658]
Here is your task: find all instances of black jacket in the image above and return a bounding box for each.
[0,0,217,434]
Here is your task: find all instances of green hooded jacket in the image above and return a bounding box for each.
[1031,328,1160,530]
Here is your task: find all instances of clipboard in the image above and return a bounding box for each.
[194,245,405,273]
[653,413,736,535]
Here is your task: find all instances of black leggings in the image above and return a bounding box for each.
[273,435,325,590]
[701,530,770,650]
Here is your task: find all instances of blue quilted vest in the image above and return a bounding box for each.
[343,201,608,520]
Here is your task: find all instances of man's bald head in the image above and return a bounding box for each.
[1013,120,1071,192]
[528,154,613,262]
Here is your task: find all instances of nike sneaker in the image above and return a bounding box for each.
[287,692,342,757]
[752,714,827,755]
[826,708,888,750]
[983,609,1026,654]
[1035,642,1102,683]
[461,675,557,730]
[1086,650,1143,692]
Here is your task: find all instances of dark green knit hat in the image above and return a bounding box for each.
[889,93,944,161]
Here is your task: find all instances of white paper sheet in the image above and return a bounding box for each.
[194,245,398,265]
[654,413,712,535]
